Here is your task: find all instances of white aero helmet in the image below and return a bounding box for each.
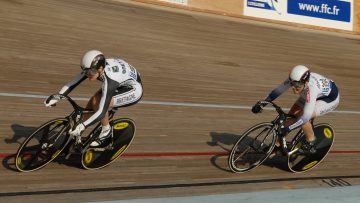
[289,65,310,84]
[80,50,105,71]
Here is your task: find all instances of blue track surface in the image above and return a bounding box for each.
[91,185,360,203]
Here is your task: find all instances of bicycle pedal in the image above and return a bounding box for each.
[296,148,316,155]
[91,144,114,151]
[91,147,106,152]
[64,152,72,160]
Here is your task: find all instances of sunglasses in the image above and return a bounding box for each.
[82,67,98,76]
[290,80,305,88]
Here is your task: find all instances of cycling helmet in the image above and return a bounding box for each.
[289,65,310,86]
[80,50,105,73]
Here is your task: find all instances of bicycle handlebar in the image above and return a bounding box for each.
[46,94,91,131]
[46,94,84,112]
[258,100,287,123]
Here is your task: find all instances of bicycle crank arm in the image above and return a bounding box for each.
[287,148,299,156]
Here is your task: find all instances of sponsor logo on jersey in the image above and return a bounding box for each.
[116,93,136,104]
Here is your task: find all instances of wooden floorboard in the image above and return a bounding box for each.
[0,0,359,202]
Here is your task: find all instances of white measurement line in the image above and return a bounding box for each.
[1,92,360,114]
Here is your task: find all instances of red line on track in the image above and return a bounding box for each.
[1,150,360,159]
[122,152,229,157]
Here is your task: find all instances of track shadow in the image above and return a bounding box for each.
[207,132,241,172]
[262,155,290,172]
[54,153,83,169]
[2,154,18,172]
[4,124,38,145]
[207,131,290,173]
[2,124,38,171]
[207,132,240,150]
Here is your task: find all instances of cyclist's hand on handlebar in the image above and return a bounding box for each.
[44,96,59,107]
[251,102,263,114]
[69,123,85,136]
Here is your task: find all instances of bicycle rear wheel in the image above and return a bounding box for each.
[288,123,335,173]
[15,118,70,172]
[228,122,276,173]
[81,118,136,170]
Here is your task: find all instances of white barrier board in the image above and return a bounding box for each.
[159,0,188,5]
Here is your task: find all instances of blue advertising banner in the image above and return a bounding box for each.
[244,0,353,31]
[288,0,351,22]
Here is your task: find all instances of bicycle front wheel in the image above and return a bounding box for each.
[15,118,70,172]
[228,122,276,173]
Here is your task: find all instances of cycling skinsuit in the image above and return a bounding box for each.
[265,72,339,132]
[58,58,143,128]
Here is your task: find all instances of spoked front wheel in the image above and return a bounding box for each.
[81,118,136,170]
[228,122,276,173]
[15,118,70,172]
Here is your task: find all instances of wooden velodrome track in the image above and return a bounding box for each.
[1,0,360,202]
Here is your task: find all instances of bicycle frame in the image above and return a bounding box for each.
[46,94,119,154]
[229,100,331,173]
[16,94,134,172]
[258,100,309,157]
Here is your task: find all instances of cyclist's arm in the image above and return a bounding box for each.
[59,73,87,95]
[83,76,118,127]
[286,87,317,131]
[264,79,291,102]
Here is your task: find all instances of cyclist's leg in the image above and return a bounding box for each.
[83,89,115,125]
[83,89,102,121]
[309,95,339,143]
[90,82,142,147]
[286,98,316,142]
[288,97,304,117]
[302,112,316,142]
[84,80,143,120]
[85,89,115,147]
[281,98,303,141]
[299,95,339,152]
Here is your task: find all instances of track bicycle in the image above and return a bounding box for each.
[15,94,136,172]
[228,100,335,173]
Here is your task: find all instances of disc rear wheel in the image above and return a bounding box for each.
[288,123,335,173]
[81,118,136,170]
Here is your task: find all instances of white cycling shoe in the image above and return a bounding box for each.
[90,128,113,148]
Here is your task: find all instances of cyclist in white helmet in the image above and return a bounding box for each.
[44,50,143,147]
[252,65,340,154]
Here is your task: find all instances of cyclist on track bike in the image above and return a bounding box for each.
[251,65,339,154]
[44,50,143,147]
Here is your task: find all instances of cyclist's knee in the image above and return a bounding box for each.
[301,122,313,133]
[87,94,101,110]
[288,103,302,115]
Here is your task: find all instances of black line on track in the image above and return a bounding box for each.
[1,175,359,197]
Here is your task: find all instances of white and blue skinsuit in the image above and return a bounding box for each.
[264,72,339,132]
